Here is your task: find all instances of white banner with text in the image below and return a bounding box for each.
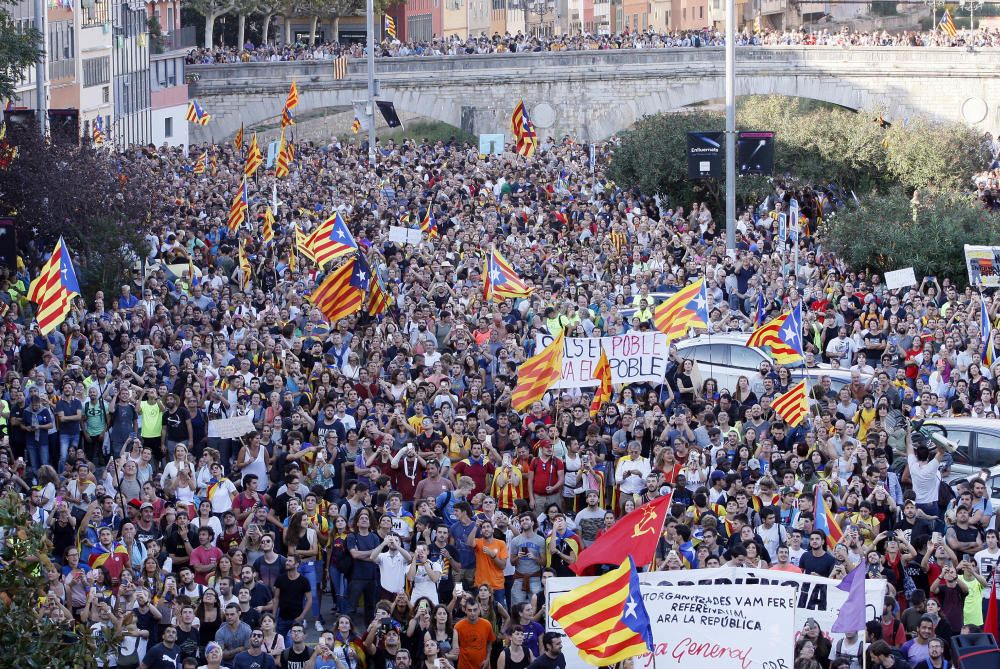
[535,332,670,388]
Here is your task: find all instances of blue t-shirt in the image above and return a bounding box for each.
[56,398,83,435]
[232,650,276,669]
[448,519,476,570]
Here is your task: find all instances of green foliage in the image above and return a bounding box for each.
[609,96,989,214]
[0,0,43,101]
[350,120,475,146]
[0,131,152,300]
[147,16,166,54]
[0,491,112,668]
[883,115,990,192]
[822,188,1000,286]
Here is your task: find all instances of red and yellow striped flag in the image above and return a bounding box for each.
[262,207,275,244]
[511,331,565,412]
[295,225,316,263]
[192,151,207,174]
[589,349,612,417]
[285,80,299,110]
[227,178,249,233]
[29,238,81,336]
[244,132,263,177]
[233,123,244,151]
[549,557,654,666]
[275,127,290,178]
[238,243,252,289]
[310,257,364,323]
[652,278,709,342]
[368,273,392,317]
[772,379,809,427]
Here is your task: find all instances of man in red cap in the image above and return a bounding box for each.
[528,439,564,515]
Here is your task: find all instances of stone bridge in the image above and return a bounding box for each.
[187,46,1000,144]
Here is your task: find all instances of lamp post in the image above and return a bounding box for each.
[960,0,982,31]
[724,0,735,250]
[365,0,376,167]
[524,0,554,37]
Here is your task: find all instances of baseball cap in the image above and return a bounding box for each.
[139,502,154,511]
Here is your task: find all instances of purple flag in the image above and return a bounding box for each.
[831,563,867,633]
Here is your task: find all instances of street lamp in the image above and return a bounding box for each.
[524,0,555,36]
[925,0,941,28]
[959,0,982,30]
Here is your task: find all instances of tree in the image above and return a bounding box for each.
[184,0,236,47]
[0,491,115,668]
[256,0,283,43]
[822,187,1000,286]
[0,131,154,298]
[233,0,259,48]
[884,116,991,193]
[0,0,43,100]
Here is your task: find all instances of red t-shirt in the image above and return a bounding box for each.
[529,456,564,495]
[189,544,223,585]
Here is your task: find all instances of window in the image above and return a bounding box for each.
[924,425,971,464]
[167,8,175,32]
[83,56,110,87]
[730,346,765,370]
[974,432,1000,468]
[102,86,110,103]
[164,116,172,138]
[685,344,729,366]
[699,7,703,19]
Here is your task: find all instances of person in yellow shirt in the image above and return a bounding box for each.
[139,388,165,458]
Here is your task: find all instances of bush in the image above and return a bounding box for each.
[822,187,1000,285]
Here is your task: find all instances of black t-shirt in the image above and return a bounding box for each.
[175,626,201,662]
[164,407,191,441]
[370,647,402,669]
[163,525,197,561]
[141,642,181,669]
[798,550,837,577]
[274,572,311,620]
[282,645,313,669]
[528,653,567,669]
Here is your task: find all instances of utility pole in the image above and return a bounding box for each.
[365,0,376,167]
[34,0,46,138]
[724,0,735,250]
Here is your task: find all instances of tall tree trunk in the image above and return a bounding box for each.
[262,13,274,44]
[237,14,247,48]
[333,15,340,42]
[309,15,318,45]
[284,15,292,44]
[204,14,216,48]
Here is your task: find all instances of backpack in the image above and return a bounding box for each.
[334,539,354,577]
[834,638,863,669]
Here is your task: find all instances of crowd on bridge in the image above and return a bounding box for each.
[184,25,1000,65]
[3,109,1000,669]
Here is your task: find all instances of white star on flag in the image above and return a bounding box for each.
[781,323,798,344]
[624,596,638,620]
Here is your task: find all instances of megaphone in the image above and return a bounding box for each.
[929,432,958,454]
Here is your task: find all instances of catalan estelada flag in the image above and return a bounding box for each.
[511,100,536,157]
[185,99,211,125]
[193,151,207,175]
[550,557,655,666]
[982,299,994,368]
[420,207,438,238]
[275,127,291,178]
[589,349,612,417]
[262,207,275,244]
[939,10,958,37]
[310,255,366,323]
[92,116,106,146]
[333,55,348,80]
[652,278,709,342]
[285,80,299,110]
[772,379,809,427]
[281,105,295,129]
[746,302,804,365]
[484,248,533,301]
[308,212,357,267]
[233,123,244,151]
[28,237,81,336]
[244,132,263,177]
[511,331,564,412]
[227,177,249,233]
[814,485,844,550]
[87,541,129,571]
[384,14,397,39]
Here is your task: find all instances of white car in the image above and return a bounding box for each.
[674,333,871,396]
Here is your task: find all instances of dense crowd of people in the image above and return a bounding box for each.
[184,25,1000,64]
[1,123,1000,669]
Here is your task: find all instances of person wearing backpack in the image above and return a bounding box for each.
[833,631,864,669]
[82,385,110,464]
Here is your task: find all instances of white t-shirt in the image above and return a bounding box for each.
[376,550,409,594]
[974,547,1000,598]
[788,546,805,567]
[906,455,941,504]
